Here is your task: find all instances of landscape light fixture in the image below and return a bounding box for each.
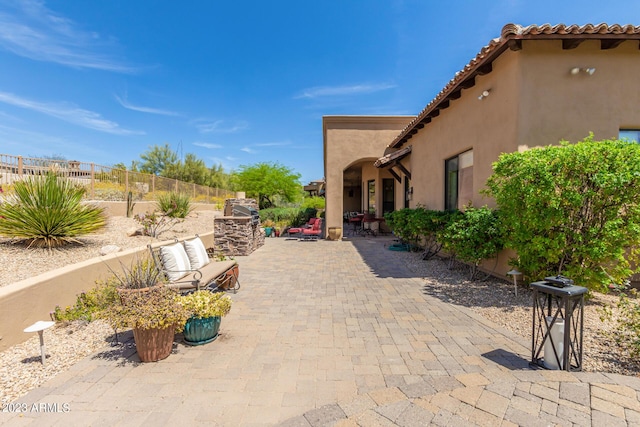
[506,269,523,297]
[477,89,491,100]
[570,67,596,76]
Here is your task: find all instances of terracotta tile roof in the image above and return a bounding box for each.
[374,145,412,168]
[389,23,640,148]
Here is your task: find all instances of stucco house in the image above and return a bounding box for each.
[323,23,640,277]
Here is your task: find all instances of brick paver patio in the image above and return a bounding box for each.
[2,237,639,426]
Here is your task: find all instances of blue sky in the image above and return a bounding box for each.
[0,0,639,186]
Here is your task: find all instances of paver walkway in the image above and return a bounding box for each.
[2,237,639,426]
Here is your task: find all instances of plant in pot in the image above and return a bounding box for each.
[262,219,275,237]
[180,290,232,345]
[101,258,189,362]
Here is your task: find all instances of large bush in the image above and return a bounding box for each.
[439,206,504,279]
[0,172,106,248]
[384,207,454,258]
[485,135,640,292]
[156,192,192,218]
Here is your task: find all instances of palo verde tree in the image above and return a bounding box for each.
[231,162,301,209]
[484,135,640,292]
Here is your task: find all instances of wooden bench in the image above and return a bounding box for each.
[147,236,240,294]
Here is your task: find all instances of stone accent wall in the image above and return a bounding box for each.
[214,216,265,256]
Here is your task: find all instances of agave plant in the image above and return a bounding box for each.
[0,172,106,248]
[156,191,192,219]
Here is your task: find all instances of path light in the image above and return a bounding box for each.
[506,269,522,297]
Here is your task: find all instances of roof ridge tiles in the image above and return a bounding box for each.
[389,22,640,148]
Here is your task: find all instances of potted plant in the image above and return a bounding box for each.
[101,258,189,362]
[180,291,232,345]
[262,219,275,237]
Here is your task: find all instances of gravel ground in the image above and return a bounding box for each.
[1,220,637,405]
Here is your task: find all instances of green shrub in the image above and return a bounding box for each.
[51,280,119,322]
[439,206,504,280]
[485,135,640,292]
[301,196,325,210]
[156,192,192,218]
[384,207,454,257]
[0,172,106,248]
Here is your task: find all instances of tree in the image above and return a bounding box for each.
[231,162,301,209]
[139,144,178,175]
[484,135,640,292]
[164,153,209,185]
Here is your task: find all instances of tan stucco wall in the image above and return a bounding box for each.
[405,38,640,277]
[94,201,220,217]
[0,232,215,351]
[323,116,414,237]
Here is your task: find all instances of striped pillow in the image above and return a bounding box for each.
[159,243,191,281]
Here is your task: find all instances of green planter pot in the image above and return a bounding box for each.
[183,316,221,346]
[264,227,273,237]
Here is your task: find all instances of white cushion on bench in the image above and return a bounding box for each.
[159,243,191,281]
[184,237,210,269]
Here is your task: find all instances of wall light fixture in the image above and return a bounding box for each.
[477,89,491,100]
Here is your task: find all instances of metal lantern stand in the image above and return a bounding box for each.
[530,279,588,372]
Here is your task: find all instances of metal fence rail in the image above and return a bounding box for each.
[0,154,234,205]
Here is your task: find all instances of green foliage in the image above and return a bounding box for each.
[109,257,167,290]
[384,207,454,257]
[156,192,192,218]
[301,196,325,210]
[51,280,119,322]
[180,290,232,319]
[139,143,179,175]
[601,287,640,357]
[259,207,316,227]
[439,206,504,279]
[485,135,640,292]
[0,172,106,248]
[231,162,301,209]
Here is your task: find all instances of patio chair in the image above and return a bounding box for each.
[287,217,319,237]
[300,218,323,241]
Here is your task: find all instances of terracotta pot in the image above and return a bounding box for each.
[216,265,240,290]
[133,326,176,362]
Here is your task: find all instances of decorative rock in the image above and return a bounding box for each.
[100,245,121,255]
[126,227,143,237]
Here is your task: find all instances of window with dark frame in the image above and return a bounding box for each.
[445,150,473,211]
[367,179,375,213]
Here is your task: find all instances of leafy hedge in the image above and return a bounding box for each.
[485,135,640,292]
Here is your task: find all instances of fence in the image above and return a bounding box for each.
[0,154,234,205]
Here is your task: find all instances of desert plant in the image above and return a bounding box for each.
[100,285,189,332]
[51,280,119,322]
[180,290,232,319]
[134,211,182,238]
[126,191,136,218]
[0,172,106,248]
[108,257,166,290]
[485,135,640,292]
[156,192,192,218]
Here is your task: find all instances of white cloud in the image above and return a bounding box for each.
[0,0,135,72]
[0,91,144,135]
[194,119,249,134]
[254,141,291,147]
[295,83,396,99]
[240,147,257,154]
[114,94,179,116]
[193,141,223,149]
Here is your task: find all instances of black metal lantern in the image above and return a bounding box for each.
[530,276,588,371]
